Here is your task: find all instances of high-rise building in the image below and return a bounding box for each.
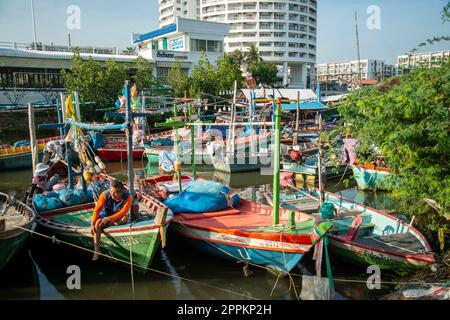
[159,0,200,27]
[317,59,396,84]
[397,50,450,73]
[159,0,318,88]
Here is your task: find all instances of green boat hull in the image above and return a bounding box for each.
[351,165,395,191]
[329,239,429,275]
[0,231,30,271]
[36,206,171,272]
[0,151,43,171]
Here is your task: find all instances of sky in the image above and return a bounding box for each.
[0,0,448,64]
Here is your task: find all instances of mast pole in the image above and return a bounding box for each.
[317,114,325,204]
[272,98,282,226]
[31,0,37,50]
[294,91,300,146]
[355,12,362,87]
[173,103,182,192]
[28,103,38,174]
[189,103,197,180]
[125,81,135,221]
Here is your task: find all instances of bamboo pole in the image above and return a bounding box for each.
[272,98,282,226]
[28,103,38,174]
[189,104,197,180]
[173,104,182,192]
[294,91,300,146]
[125,81,135,221]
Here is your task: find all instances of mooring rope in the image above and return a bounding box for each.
[17,225,260,300]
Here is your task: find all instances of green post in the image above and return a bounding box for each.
[172,104,183,192]
[272,98,282,226]
[189,104,197,180]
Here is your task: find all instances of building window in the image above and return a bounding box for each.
[190,39,223,52]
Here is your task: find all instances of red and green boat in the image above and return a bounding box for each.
[264,187,435,275]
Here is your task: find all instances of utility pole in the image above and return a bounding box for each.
[355,11,362,87]
[31,0,37,50]
[68,33,72,49]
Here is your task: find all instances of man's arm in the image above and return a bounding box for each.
[106,194,132,224]
[92,192,106,223]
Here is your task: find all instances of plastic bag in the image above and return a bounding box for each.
[33,193,64,213]
[58,188,87,207]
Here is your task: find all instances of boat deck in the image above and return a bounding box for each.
[354,232,426,254]
[173,199,313,233]
[1,204,28,232]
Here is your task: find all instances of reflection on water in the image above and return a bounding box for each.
[0,162,401,300]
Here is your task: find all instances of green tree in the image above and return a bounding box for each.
[188,52,218,98]
[228,49,245,68]
[244,44,263,70]
[167,60,190,98]
[61,51,128,121]
[216,54,243,91]
[249,62,280,87]
[336,60,450,243]
[133,56,154,90]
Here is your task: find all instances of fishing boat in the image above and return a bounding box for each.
[96,135,145,162]
[31,82,173,272]
[170,197,326,272]
[351,164,394,191]
[0,192,35,271]
[34,181,172,272]
[0,136,60,171]
[139,174,194,199]
[264,187,435,275]
[152,96,330,273]
[282,152,348,180]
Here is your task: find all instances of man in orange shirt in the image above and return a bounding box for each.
[91,179,132,261]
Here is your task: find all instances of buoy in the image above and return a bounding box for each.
[94,165,101,173]
[86,160,93,167]
[94,156,102,163]
[98,161,106,170]
[174,161,182,172]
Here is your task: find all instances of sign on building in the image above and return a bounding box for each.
[171,38,185,51]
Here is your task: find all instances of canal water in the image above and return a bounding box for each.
[0,162,403,300]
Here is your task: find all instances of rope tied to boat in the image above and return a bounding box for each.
[16,225,259,300]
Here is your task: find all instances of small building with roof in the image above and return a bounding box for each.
[132,17,229,78]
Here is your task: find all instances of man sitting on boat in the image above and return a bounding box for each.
[91,179,132,261]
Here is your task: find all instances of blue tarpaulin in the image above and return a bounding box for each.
[67,120,127,131]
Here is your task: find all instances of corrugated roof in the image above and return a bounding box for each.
[133,23,177,44]
[282,101,328,111]
[241,88,317,101]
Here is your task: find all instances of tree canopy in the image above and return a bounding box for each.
[336,60,450,238]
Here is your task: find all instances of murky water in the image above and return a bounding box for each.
[0,162,402,300]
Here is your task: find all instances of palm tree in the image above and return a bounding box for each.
[228,49,245,68]
[244,44,263,71]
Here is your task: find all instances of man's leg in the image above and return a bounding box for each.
[92,219,103,261]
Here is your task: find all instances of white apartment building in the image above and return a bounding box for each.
[133,17,229,77]
[397,50,450,72]
[159,0,318,88]
[317,59,395,84]
[159,0,201,27]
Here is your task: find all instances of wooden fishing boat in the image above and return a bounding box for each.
[170,198,326,273]
[282,156,348,179]
[351,164,394,191]
[34,185,172,272]
[0,136,60,171]
[139,174,194,199]
[0,192,35,271]
[96,135,145,162]
[264,188,435,275]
